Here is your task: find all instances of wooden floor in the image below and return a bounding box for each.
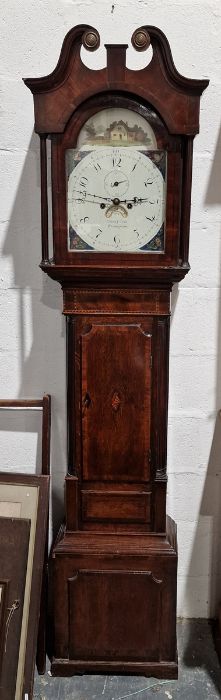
[34,619,221,699]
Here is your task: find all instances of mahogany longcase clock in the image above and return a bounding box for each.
[24,25,208,678]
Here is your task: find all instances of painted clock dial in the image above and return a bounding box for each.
[66,107,167,253]
[67,147,166,252]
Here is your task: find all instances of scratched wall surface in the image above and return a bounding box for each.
[0,1,221,618]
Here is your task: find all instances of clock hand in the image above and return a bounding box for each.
[111,180,128,187]
[71,198,108,205]
[124,196,154,204]
[112,196,155,205]
[71,194,156,208]
[73,190,112,202]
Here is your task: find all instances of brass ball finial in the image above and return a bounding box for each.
[82,30,100,51]
[131,28,151,52]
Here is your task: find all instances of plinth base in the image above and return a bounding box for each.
[50,516,178,679]
[51,658,178,678]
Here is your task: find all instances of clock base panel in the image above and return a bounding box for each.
[50,516,177,678]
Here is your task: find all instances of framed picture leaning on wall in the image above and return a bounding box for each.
[0,473,49,700]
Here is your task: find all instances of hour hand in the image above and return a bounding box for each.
[73,189,111,202]
[118,196,151,204]
[111,180,128,187]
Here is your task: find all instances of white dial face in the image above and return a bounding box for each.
[67,147,166,252]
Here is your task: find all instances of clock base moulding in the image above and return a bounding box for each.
[40,263,191,287]
[50,516,178,679]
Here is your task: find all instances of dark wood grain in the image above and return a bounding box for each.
[24,26,207,676]
[24,25,208,135]
[51,516,178,677]
[65,476,78,531]
[152,316,170,480]
[65,306,169,534]
[81,320,151,482]
[63,288,170,316]
[81,490,151,524]
[68,569,163,660]
[0,518,30,700]
[40,135,49,265]
[38,394,51,675]
[41,393,51,477]
[179,137,194,264]
[0,399,43,408]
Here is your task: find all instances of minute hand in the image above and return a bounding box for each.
[119,196,155,204]
[73,190,112,202]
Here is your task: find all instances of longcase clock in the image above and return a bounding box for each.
[24,25,208,678]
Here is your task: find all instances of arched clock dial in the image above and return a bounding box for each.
[67,147,166,252]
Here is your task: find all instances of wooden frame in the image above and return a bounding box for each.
[0,395,51,695]
[51,93,182,269]
[0,474,49,700]
[0,395,51,676]
[0,395,51,477]
[0,517,31,700]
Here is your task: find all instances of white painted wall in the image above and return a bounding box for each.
[0,0,221,618]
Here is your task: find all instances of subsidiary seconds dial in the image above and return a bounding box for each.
[67,148,166,252]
